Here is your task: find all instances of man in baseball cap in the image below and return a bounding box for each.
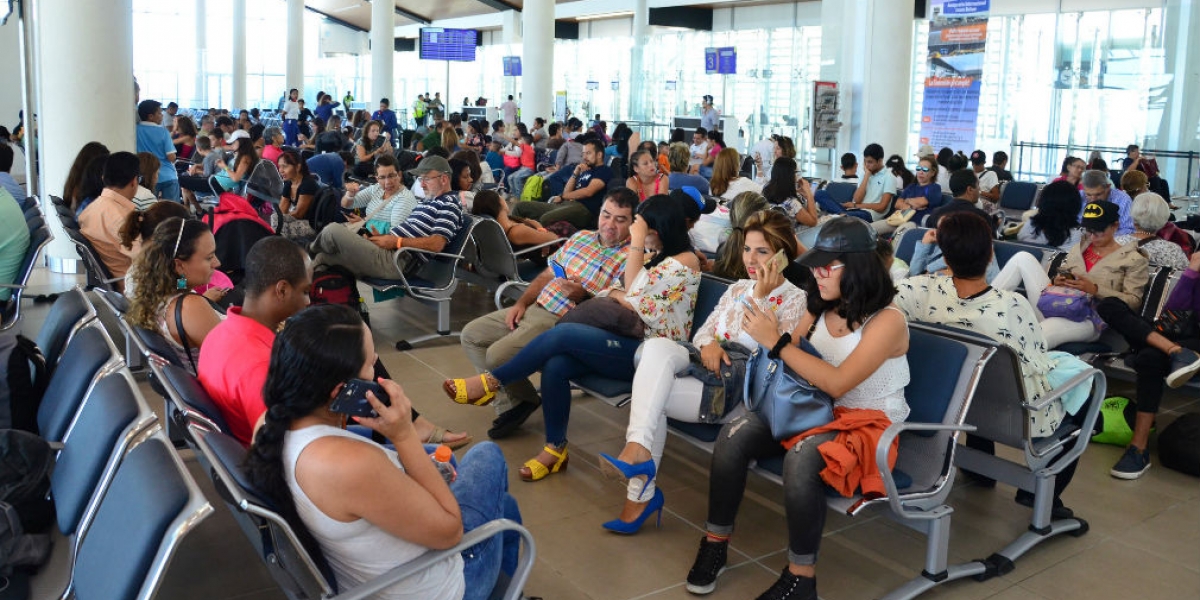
[969,150,1001,202]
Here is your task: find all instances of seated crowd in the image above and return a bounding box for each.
[46,94,1200,600]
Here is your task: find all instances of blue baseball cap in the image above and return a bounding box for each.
[671,186,717,220]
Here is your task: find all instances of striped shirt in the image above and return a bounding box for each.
[392,193,466,271]
[538,231,628,316]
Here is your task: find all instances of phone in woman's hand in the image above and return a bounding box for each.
[330,379,391,418]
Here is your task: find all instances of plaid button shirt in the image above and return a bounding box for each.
[537,231,628,316]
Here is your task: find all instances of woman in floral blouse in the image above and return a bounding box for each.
[599,210,807,534]
[445,195,701,482]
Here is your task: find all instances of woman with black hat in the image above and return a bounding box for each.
[684,216,910,600]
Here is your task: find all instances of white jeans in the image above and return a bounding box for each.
[624,338,704,502]
[993,252,1100,348]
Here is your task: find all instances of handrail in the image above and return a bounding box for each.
[1013,141,1197,193]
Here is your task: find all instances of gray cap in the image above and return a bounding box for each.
[408,155,451,176]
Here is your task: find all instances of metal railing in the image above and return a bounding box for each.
[1014,141,1198,195]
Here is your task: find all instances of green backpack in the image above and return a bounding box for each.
[520,175,544,202]
[1091,396,1152,446]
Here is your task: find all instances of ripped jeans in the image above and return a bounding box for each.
[705,411,837,566]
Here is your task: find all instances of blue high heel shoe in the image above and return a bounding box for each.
[599,453,657,499]
[602,488,665,535]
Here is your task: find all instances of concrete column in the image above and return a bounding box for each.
[0,16,23,148]
[232,0,247,108]
[821,0,915,162]
[522,0,555,123]
[502,10,522,101]
[370,0,394,104]
[629,0,649,122]
[1157,0,1200,194]
[195,0,208,107]
[286,0,305,98]
[36,0,136,271]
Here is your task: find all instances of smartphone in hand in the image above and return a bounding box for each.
[330,379,391,418]
[550,261,567,279]
[768,249,789,272]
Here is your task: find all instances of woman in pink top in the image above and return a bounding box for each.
[1052,156,1085,190]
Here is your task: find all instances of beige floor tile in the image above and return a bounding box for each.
[1119,499,1200,573]
[1020,538,1200,600]
[632,560,780,599]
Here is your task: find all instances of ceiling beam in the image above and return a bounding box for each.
[304,6,367,32]
[392,4,431,24]
[470,0,521,12]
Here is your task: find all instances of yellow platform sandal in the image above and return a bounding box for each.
[443,374,498,406]
[520,444,569,482]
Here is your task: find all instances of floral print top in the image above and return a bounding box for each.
[611,256,701,342]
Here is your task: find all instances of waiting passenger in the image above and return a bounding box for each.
[600,211,806,533]
[709,148,761,203]
[871,155,944,236]
[926,168,995,229]
[627,148,669,201]
[1053,156,1085,190]
[1120,169,1149,199]
[134,152,161,210]
[62,142,110,213]
[710,192,770,279]
[514,138,611,230]
[1080,169,1134,236]
[213,135,259,194]
[1015,180,1082,251]
[687,216,909,600]
[469,190,559,252]
[79,151,141,281]
[458,189,634,440]
[1126,193,1187,270]
[895,211,1085,514]
[0,189,30,302]
[126,217,224,373]
[244,304,522,600]
[310,156,465,281]
[354,120,391,179]
[445,195,701,482]
[667,142,710,195]
[762,157,818,234]
[261,126,285,166]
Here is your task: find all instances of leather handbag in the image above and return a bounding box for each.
[557,296,646,339]
[742,337,834,440]
[1154,309,1198,342]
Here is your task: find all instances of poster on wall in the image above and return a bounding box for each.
[918,0,990,152]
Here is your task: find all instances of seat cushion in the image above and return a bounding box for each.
[667,418,722,443]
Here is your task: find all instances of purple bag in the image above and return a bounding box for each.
[1037,285,1101,327]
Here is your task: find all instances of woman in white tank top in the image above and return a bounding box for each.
[685,217,910,600]
[244,305,523,600]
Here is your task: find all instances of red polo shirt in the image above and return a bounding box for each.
[197,307,275,446]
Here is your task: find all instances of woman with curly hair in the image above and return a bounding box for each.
[126,217,225,373]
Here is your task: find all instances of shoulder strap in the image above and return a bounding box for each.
[362,191,398,222]
[174,294,198,373]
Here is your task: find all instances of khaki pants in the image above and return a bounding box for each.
[512,200,594,230]
[460,304,559,414]
[311,224,411,280]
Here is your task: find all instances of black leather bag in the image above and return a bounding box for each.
[1154,309,1198,342]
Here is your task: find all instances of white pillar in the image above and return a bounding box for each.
[1158,0,1200,194]
[232,0,247,108]
[501,10,522,101]
[821,0,914,162]
[629,0,649,122]
[370,0,394,104]
[522,0,555,124]
[0,17,23,149]
[286,0,305,98]
[194,0,208,107]
[36,0,136,271]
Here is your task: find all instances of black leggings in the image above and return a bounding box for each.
[1095,296,1200,415]
[706,412,837,566]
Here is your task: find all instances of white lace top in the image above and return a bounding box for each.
[809,307,910,424]
[692,279,807,349]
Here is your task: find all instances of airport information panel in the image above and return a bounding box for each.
[420,28,477,62]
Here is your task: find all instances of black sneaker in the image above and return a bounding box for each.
[685,538,728,595]
[487,402,540,439]
[1110,445,1151,480]
[1166,348,1200,388]
[1014,490,1074,519]
[756,569,816,600]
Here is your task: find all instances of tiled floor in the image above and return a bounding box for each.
[21,267,1200,600]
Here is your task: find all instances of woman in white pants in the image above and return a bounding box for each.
[598,210,808,534]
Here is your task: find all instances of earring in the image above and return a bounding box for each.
[176,276,188,290]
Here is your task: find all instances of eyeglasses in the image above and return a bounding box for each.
[418,174,444,183]
[810,264,846,278]
[914,166,931,173]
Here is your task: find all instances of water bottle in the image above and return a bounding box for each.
[430,444,457,484]
[1189,189,1199,216]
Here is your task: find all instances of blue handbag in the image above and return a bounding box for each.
[743,337,835,440]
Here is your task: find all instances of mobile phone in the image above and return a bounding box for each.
[1059,269,1075,280]
[330,379,391,418]
[768,249,788,271]
[358,227,373,238]
[550,260,567,279]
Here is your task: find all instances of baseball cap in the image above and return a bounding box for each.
[915,144,936,158]
[408,155,452,176]
[969,150,987,165]
[225,129,250,144]
[797,216,878,268]
[670,186,717,220]
[1081,200,1120,231]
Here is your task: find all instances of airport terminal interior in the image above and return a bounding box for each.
[0,0,1198,599]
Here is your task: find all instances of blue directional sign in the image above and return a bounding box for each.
[704,48,718,74]
[717,47,737,74]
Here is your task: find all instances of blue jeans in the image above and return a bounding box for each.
[453,442,522,600]
[491,323,641,445]
[698,165,713,179]
[507,167,534,197]
[157,179,181,201]
[814,189,872,222]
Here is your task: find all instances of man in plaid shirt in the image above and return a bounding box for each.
[461,188,638,438]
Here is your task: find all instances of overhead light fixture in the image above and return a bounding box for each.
[576,11,634,21]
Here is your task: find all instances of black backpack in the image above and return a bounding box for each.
[0,430,54,589]
[309,265,371,326]
[309,185,346,233]
[0,332,48,434]
[1158,412,1200,477]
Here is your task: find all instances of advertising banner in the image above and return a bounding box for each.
[918,0,990,151]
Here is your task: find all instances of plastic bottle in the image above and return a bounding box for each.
[430,444,457,484]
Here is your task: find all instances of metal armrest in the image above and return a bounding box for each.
[1027,369,1106,464]
[332,519,535,600]
[874,421,976,519]
[512,237,566,257]
[0,283,27,290]
[1021,368,1102,412]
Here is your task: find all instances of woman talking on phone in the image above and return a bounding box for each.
[599,210,806,534]
[246,304,522,600]
[354,120,391,179]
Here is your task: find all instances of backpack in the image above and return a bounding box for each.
[1158,412,1200,477]
[0,332,48,434]
[0,430,54,587]
[309,265,371,326]
[520,175,544,202]
[309,185,345,232]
